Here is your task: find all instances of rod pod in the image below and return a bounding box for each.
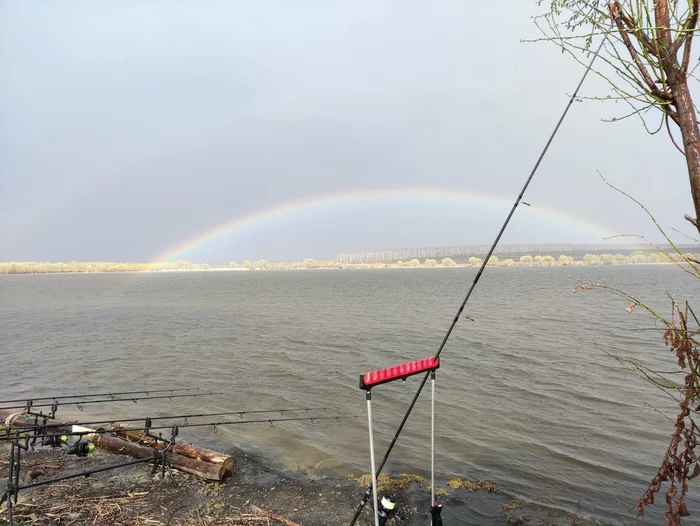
[359,357,440,526]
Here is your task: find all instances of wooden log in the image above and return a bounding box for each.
[0,409,70,433]
[90,433,225,481]
[113,427,235,477]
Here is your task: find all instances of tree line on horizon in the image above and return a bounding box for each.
[2,251,698,275]
[334,243,697,264]
[227,251,700,270]
[0,260,211,275]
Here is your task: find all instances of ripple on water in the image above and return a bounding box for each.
[1,265,698,525]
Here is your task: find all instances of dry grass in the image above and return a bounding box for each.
[446,477,497,492]
[8,492,150,524]
[348,473,426,493]
[6,496,301,526]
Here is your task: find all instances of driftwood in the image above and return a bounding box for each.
[0,409,71,433]
[114,428,236,476]
[0,410,235,481]
[90,433,225,481]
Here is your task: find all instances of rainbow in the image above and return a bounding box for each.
[152,187,614,262]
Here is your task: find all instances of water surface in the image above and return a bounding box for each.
[2,265,698,524]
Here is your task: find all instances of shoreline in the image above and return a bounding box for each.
[0,260,689,276]
[0,443,611,525]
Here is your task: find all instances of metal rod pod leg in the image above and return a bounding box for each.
[366,391,379,526]
[431,370,435,506]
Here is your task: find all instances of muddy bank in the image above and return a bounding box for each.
[0,444,605,525]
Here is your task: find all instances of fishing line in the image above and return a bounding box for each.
[0,387,200,404]
[348,36,607,525]
[0,392,221,412]
[0,415,353,441]
[10,406,337,429]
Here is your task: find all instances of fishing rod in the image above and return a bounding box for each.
[0,414,353,441]
[9,406,338,429]
[0,387,200,405]
[0,391,222,412]
[1,428,175,526]
[348,37,607,526]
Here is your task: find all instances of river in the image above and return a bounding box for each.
[1,265,698,524]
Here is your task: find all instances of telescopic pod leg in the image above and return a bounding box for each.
[429,371,443,526]
[4,438,19,526]
[431,370,435,507]
[366,391,379,526]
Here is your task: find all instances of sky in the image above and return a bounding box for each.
[0,1,697,264]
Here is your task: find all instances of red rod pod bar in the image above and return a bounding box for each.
[359,356,440,526]
[360,357,439,391]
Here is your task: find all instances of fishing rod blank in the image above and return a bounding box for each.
[347,37,607,526]
[15,406,337,429]
[0,415,352,441]
[0,387,200,405]
[0,391,222,411]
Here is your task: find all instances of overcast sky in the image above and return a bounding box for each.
[0,1,696,263]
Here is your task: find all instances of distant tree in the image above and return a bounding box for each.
[441,257,457,267]
[600,254,615,265]
[424,259,438,267]
[534,255,545,266]
[243,260,254,269]
[559,254,574,265]
[229,261,240,269]
[583,254,599,265]
[468,257,482,266]
[486,255,499,266]
[253,259,269,269]
[503,258,515,267]
[520,255,534,265]
[397,260,405,267]
[558,255,572,265]
[408,258,420,267]
[302,258,318,268]
[543,255,555,266]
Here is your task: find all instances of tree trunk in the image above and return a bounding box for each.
[90,433,226,481]
[655,1,700,233]
[115,429,236,476]
[670,79,700,234]
[0,410,70,433]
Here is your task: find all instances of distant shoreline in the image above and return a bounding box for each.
[1,256,694,275]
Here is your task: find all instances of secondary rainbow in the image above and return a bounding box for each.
[152,187,613,262]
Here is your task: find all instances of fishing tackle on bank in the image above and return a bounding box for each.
[5,405,337,430]
[377,494,400,525]
[348,36,607,526]
[0,387,200,405]
[0,391,222,413]
[67,439,96,457]
[1,428,174,526]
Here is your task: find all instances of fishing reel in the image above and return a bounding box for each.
[41,434,67,448]
[67,440,95,457]
[377,494,400,525]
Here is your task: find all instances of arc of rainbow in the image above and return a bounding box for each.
[152,187,613,262]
